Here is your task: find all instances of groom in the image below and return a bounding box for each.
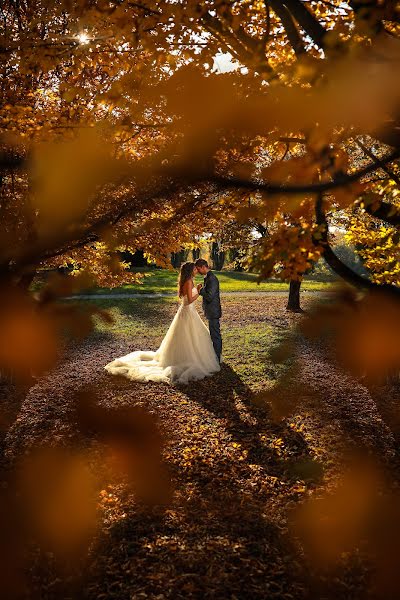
[195,259,222,363]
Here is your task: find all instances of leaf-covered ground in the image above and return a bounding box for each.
[3,295,398,599]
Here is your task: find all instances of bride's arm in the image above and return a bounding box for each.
[183,281,198,304]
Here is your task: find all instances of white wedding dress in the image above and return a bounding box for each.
[104,287,220,385]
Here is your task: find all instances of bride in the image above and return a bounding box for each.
[104,262,221,385]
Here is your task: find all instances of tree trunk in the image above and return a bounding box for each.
[130,249,148,267]
[192,248,200,261]
[171,249,186,268]
[230,248,244,271]
[211,241,225,271]
[286,279,303,312]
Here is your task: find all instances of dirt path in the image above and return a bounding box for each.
[2,297,397,599]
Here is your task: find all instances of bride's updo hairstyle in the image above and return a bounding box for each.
[178,261,195,297]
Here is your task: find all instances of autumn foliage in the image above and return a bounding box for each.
[1,0,400,597]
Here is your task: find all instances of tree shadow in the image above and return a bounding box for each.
[0,379,28,465]
[177,363,314,481]
[293,338,396,462]
[78,355,329,599]
[82,296,179,331]
[220,271,261,283]
[82,460,309,600]
[219,271,287,286]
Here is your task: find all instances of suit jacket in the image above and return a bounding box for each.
[199,271,222,320]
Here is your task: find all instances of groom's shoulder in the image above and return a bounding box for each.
[209,271,219,282]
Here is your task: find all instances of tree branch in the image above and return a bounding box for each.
[201,10,275,77]
[212,148,400,195]
[362,200,400,227]
[283,0,328,49]
[355,138,400,187]
[0,152,25,170]
[351,139,400,226]
[315,193,400,297]
[268,0,306,56]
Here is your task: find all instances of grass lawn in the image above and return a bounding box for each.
[81,268,331,295]
[87,295,296,388]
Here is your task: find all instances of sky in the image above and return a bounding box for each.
[212,52,248,74]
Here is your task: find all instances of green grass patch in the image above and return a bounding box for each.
[80,269,331,295]
[85,296,178,337]
[222,322,292,387]
[83,296,293,389]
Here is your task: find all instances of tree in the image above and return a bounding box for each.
[171,249,190,269]
[4,5,400,591]
[192,248,200,261]
[226,247,245,272]
[286,280,303,313]
[208,219,254,272]
[210,241,225,271]
[253,219,306,312]
[120,250,148,269]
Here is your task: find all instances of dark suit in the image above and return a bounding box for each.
[199,271,222,361]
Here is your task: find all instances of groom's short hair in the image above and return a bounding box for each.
[195,259,208,269]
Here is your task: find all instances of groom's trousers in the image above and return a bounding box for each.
[208,318,222,362]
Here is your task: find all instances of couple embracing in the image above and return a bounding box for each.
[105,259,222,385]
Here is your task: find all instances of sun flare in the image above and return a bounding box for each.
[77,32,90,45]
